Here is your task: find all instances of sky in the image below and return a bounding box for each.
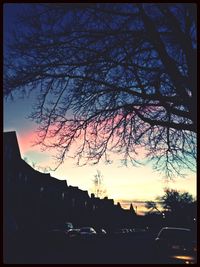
[3,88,197,215]
[3,4,197,215]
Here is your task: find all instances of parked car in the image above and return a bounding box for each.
[121,228,129,234]
[95,228,107,235]
[133,228,146,233]
[79,227,97,236]
[114,228,127,235]
[64,222,73,231]
[66,229,80,238]
[155,227,196,264]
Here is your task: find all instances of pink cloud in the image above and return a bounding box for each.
[17,130,39,154]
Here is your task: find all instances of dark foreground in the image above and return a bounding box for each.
[4,230,197,264]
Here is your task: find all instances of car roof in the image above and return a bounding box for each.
[160,227,191,231]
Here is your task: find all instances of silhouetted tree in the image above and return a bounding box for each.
[158,188,194,213]
[4,3,197,176]
[91,170,107,198]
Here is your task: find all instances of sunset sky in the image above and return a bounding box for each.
[3,96,196,214]
[3,4,196,215]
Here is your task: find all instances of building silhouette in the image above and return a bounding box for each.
[3,131,137,235]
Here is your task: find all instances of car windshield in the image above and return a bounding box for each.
[81,228,91,232]
[66,223,73,228]
[159,229,192,241]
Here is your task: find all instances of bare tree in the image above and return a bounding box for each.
[4,3,197,177]
[91,170,107,198]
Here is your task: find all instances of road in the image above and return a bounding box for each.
[4,231,196,264]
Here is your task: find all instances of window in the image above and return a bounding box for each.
[18,172,22,180]
[40,187,44,192]
[72,198,75,207]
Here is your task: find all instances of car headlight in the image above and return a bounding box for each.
[171,255,196,264]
